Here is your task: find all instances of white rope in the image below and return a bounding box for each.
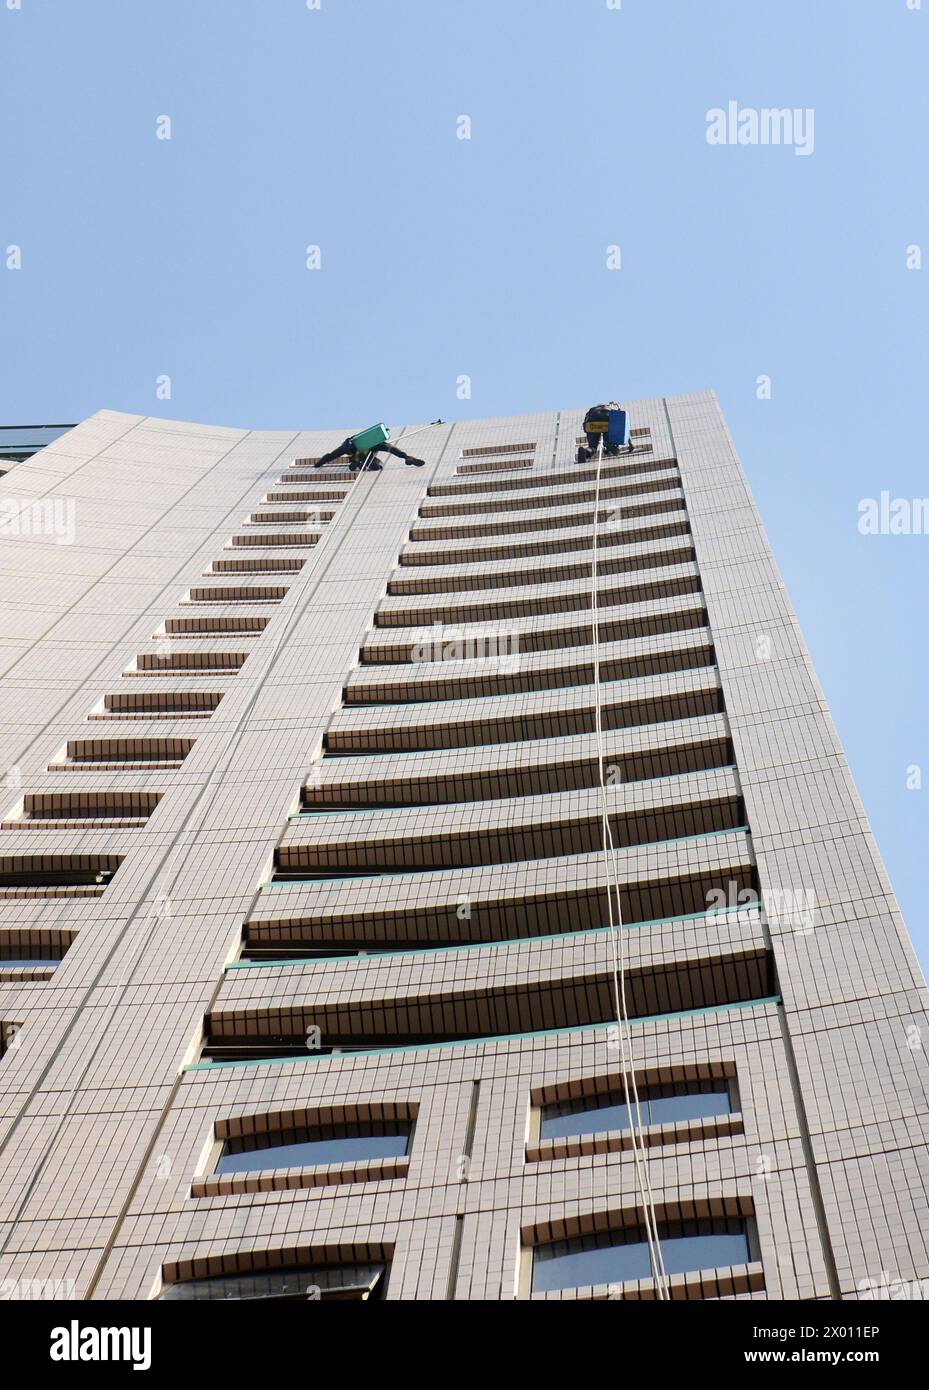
[590,432,670,1299]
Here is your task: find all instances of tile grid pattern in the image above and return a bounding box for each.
[0,397,925,1301]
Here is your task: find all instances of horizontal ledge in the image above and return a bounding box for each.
[289,765,736,817]
[184,998,780,1073]
[260,825,750,888]
[229,905,762,970]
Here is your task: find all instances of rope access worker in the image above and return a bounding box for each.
[577,402,632,463]
[313,422,425,472]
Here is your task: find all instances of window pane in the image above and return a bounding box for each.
[161,1264,385,1301]
[0,958,60,968]
[532,1220,749,1293]
[541,1100,632,1140]
[540,1083,731,1141]
[216,1121,409,1174]
[646,1089,731,1126]
[0,424,74,461]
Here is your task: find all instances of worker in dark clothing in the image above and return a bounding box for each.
[577,402,632,462]
[313,430,425,472]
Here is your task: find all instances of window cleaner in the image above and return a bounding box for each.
[313,422,426,472]
[577,402,631,463]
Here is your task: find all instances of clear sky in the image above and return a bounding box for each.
[2,0,927,966]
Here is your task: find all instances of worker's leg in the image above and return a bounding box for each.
[379,444,425,467]
[313,438,354,468]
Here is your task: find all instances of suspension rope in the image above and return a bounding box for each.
[590,432,670,1299]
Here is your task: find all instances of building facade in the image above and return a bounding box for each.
[0,393,927,1300]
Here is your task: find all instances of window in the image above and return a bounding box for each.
[460,442,536,458]
[0,957,62,969]
[161,1263,386,1302]
[14,791,162,825]
[540,1079,734,1142]
[215,1119,411,1175]
[239,943,420,962]
[531,1218,751,1294]
[0,423,76,463]
[0,855,121,890]
[0,938,69,972]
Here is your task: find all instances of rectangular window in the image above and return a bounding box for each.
[0,957,62,969]
[0,424,75,463]
[161,1263,386,1301]
[239,943,418,962]
[461,442,536,458]
[539,1079,734,1141]
[531,1219,750,1294]
[0,941,68,971]
[0,856,120,890]
[215,1119,411,1175]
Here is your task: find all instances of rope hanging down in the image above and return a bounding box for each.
[590,435,670,1300]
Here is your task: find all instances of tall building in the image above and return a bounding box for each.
[0,393,927,1302]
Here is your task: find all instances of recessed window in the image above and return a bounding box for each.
[0,939,69,971]
[215,1119,411,1174]
[0,957,62,969]
[239,943,419,962]
[0,855,121,890]
[461,442,536,458]
[531,1218,751,1294]
[161,1263,386,1302]
[0,423,76,463]
[540,1079,733,1142]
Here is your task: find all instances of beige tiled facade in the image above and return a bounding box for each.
[0,394,926,1300]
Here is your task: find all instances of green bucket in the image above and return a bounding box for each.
[351,423,390,453]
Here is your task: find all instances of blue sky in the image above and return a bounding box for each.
[2,0,927,965]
